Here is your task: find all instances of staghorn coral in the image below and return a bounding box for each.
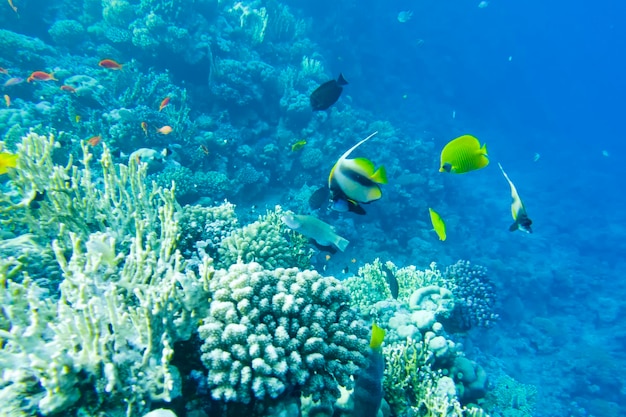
[198,261,369,410]
[383,338,486,417]
[0,132,213,416]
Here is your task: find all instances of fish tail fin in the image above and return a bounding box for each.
[370,323,385,350]
[480,142,488,156]
[509,222,519,232]
[371,165,388,184]
[335,236,350,252]
[337,73,348,86]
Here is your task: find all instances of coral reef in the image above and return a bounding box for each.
[198,262,370,409]
[0,133,212,416]
[216,206,312,270]
[443,260,499,330]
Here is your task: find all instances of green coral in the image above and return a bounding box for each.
[383,338,485,417]
[344,259,446,313]
[216,206,312,270]
[396,262,447,303]
[343,258,392,313]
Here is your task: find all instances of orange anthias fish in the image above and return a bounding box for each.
[27,71,57,83]
[159,97,170,112]
[98,59,123,70]
[156,125,172,135]
[60,85,76,93]
[141,122,148,136]
[87,135,102,146]
[3,95,10,108]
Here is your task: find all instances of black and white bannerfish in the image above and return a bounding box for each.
[328,131,387,214]
[498,163,533,233]
[310,73,348,111]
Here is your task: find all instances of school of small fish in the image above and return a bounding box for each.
[0,59,179,155]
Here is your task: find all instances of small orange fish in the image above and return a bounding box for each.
[351,258,357,263]
[27,71,57,83]
[325,254,331,261]
[156,125,172,135]
[87,135,102,146]
[0,67,8,75]
[159,97,170,112]
[60,85,76,93]
[3,95,9,108]
[141,122,148,136]
[7,0,17,13]
[98,59,123,70]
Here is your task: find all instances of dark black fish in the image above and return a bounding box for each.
[29,190,46,209]
[310,73,348,111]
[381,263,398,299]
[308,186,330,210]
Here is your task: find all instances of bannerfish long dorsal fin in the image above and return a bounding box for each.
[498,162,527,226]
[328,131,379,187]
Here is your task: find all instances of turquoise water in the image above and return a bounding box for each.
[0,1,624,416]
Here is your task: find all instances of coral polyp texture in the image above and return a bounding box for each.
[443,260,499,330]
[198,261,369,406]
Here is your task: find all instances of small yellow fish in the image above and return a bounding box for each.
[439,135,489,174]
[291,140,306,152]
[3,94,10,108]
[75,115,81,123]
[370,323,385,351]
[0,152,18,175]
[428,208,446,241]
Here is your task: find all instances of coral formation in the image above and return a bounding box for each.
[443,260,499,330]
[217,206,312,270]
[198,262,369,406]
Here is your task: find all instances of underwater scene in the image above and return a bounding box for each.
[0,0,624,416]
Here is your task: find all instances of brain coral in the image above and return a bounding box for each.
[198,262,369,406]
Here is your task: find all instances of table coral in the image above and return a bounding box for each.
[198,261,369,409]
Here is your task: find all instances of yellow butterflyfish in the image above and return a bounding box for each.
[291,140,307,152]
[370,323,385,351]
[0,152,18,175]
[428,208,447,241]
[439,134,489,174]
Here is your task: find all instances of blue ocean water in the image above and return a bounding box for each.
[1,0,625,416]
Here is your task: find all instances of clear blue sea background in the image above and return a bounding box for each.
[2,0,626,415]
